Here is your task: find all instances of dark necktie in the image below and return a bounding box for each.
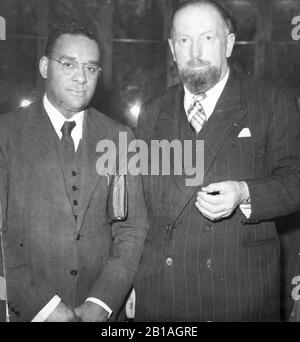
[61,121,76,161]
[187,93,207,134]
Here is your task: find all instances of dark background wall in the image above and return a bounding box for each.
[1,0,300,127]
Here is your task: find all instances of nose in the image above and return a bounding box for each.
[190,40,203,58]
[72,65,87,84]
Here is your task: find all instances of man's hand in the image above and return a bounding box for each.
[195,181,249,221]
[45,301,80,322]
[75,301,109,322]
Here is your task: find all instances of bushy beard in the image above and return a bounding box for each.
[179,61,221,94]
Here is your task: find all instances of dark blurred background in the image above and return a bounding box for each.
[1,0,300,127]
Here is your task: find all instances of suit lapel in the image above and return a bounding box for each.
[152,85,185,170]
[153,85,183,141]
[155,73,248,224]
[198,71,246,175]
[22,101,74,215]
[77,108,109,232]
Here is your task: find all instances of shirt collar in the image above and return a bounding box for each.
[184,68,230,119]
[43,94,84,139]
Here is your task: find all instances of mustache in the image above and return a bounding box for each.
[187,58,210,68]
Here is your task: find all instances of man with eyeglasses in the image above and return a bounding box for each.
[0,24,148,322]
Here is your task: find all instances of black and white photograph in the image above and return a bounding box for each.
[0,0,300,325]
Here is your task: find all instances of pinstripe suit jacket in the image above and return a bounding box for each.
[134,71,300,322]
[0,101,148,322]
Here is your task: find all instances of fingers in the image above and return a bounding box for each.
[45,301,79,322]
[74,306,87,322]
[196,181,237,220]
[70,312,82,322]
[197,191,223,205]
[74,302,109,322]
[201,182,226,194]
[74,306,81,317]
[195,194,227,220]
[195,201,228,220]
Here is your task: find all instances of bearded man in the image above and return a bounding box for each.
[133,0,300,321]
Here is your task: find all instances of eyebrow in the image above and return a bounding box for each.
[57,55,100,64]
[57,55,75,60]
[200,30,214,35]
[175,29,214,35]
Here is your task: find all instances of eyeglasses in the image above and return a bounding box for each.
[49,57,102,76]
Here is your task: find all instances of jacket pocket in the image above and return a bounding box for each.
[242,237,277,248]
[241,220,277,247]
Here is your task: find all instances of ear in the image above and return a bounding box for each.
[39,56,49,80]
[168,38,177,63]
[225,33,235,58]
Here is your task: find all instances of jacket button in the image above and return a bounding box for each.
[70,270,78,276]
[72,186,78,191]
[72,171,77,176]
[73,200,78,206]
[166,257,173,266]
[204,224,213,232]
[206,258,213,269]
[76,234,81,241]
[74,215,78,221]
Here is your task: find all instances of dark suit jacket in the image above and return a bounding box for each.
[134,71,300,322]
[0,101,148,322]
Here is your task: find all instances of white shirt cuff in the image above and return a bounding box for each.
[85,297,112,318]
[240,203,251,218]
[31,295,61,322]
[125,288,136,319]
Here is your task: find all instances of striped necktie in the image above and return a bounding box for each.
[187,93,207,134]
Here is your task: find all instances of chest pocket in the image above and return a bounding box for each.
[214,131,265,181]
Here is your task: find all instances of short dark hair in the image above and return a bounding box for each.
[45,23,100,57]
[169,0,236,38]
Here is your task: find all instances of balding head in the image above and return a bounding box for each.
[170,0,235,40]
[168,0,236,93]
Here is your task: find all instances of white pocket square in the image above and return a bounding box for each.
[238,128,251,138]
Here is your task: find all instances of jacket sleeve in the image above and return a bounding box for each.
[246,85,300,221]
[87,128,149,318]
[0,114,56,322]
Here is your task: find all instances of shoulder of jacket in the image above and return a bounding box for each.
[88,107,134,137]
[139,84,181,123]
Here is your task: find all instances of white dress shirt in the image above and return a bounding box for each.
[183,70,251,218]
[43,95,84,151]
[32,95,112,322]
[184,69,230,121]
